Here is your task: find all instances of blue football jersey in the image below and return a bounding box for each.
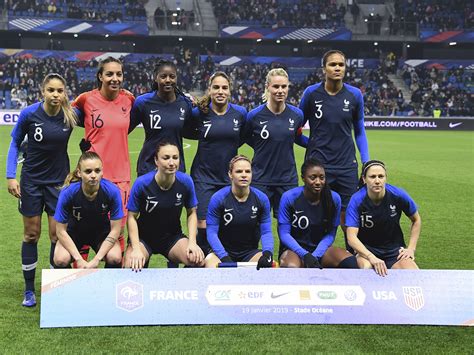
[278,186,341,258]
[54,179,123,236]
[127,171,197,241]
[245,104,304,185]
[130,92,192,175]
[7,102,75,184]
[206,186,273,259]
[345,184,417,250]
[189,103,247,184]
[299,83,369,169]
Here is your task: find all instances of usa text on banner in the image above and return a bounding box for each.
[40,269,474,328]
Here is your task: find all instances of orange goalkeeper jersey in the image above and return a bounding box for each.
[73,89,135,182]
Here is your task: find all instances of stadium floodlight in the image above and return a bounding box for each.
[374,42,378,46]
[195,22,200,26]
[105,34,109,38]
[449,42,457,46]
[48,32,52,36]
[307,39,313,43]
[74,34,78,38]
[178,37,183,41]
[256,38,262,42]
[215,40,219,44]
[172,21,178,25]
[276,39,281,44]
[173,13,177,16]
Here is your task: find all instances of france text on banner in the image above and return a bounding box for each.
[40,269,474,328]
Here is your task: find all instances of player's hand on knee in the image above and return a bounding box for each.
[186,242,204,265]
[368,254,387,276]
[130,248,146,272]
[397,247,415,261]
[303,253,322,269]
[257,251,273,270]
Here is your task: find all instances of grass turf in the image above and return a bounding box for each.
[0,126,472,353]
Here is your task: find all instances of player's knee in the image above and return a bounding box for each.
[53,256,71,268]
[105,253,122,266]
[23,232,40,244]
[357,257,372,269]
[279,258,300,268]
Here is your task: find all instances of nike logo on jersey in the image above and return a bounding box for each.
[271,292,289,298]
[203,120,211,124]
[62,128,69,131]
[102,203,108,209]
[147,195,156,199]
[294,210,304,214]
[259,121,268,124]
[34,123,44,126]
[224,208,233,212]
[314,100,323,104]
[150,109,160,114]
[449,122,462,128]
[92,108,99,112]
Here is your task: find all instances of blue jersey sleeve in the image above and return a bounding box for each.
[313,191,341,258]
[389,185,418,217]
[183,107,201,140]
[255,189,274,253]
[178,172,198,208]
[127,176,145,213]
[54,184,76,224]
[128,96,143,133]
[206,189,228,259]
[299,85,314,125]
[345,189,365,228]
[351,88,369,163]
[103,180,124,220]
[6,139,19,179]
[277,190,308,258]
[291,106,307,148]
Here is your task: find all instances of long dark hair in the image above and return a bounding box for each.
[301,158,334,234]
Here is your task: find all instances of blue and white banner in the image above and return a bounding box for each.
[40,269,473,328]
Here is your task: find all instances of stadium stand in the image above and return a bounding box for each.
[0,49,472,117]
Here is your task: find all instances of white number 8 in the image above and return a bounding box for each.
[34,127,43,142]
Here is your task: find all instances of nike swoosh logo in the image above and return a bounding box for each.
[315,100,323,104]
[271,292,289,298]
[147,196,156,199]
[224,208,233,212]
[150,109,159,113]
[34,123,43,126]
[62,128,69,131]
[449,122,462,128]
[295,210,303,214]
[203,120,211,124]
[92,109,99,112]
[259,121,268,124]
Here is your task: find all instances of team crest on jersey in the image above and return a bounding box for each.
[175,193,183,206]
[233,118,239,131]
[251,205,258,219]
[343,99,350,112]
[179,107,186,121]
[101,203,109,213]
[389,204,397,217]
[288,118,295,131]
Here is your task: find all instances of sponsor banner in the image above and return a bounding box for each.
[40,269,473,327]
[0,110,20,125]
[364,117,474,131]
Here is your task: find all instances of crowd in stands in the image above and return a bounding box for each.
[211,0,346,28]
[393,0,473,32]
[7,0,147,22]
[0,53,472,117]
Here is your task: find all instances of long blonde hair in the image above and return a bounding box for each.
[197,71,232,114]
[42,73,78,128]
[63,151,102,188]
[261,68,289,103]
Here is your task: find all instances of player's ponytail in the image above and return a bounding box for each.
[63,152,102,188]
[301,158,335,234]
[41,73,78,128]
[197,71,232,114]
[262,68,289,103]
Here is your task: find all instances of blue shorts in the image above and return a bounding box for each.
[227,248,261,262]
[195,181,226,220]
[137,233,187,258]
[251,183,296,218]
[365,245,402,269]
[19,181,61,217]
[324,167,359,208]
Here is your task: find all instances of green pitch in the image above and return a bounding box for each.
[0,127,472,353]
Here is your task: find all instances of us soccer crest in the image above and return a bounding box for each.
[402,286,424,311]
